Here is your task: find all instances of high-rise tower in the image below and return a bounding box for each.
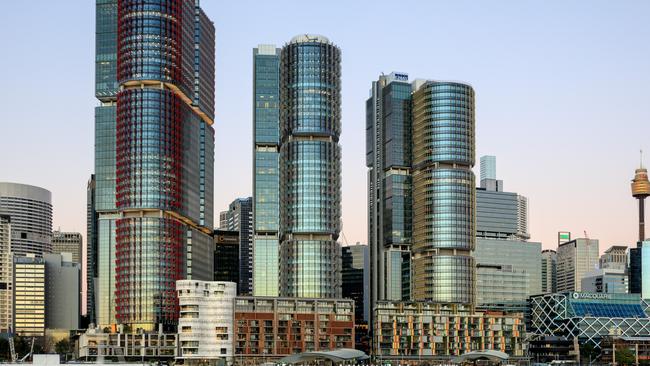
[630,152,650,297]
[411,80,476,304]
[252,45,281,296]
[93,0,119,328]
[113,0,215,330]
[366,72,413,313]
[632,153,650,242]
[279,35,342,298]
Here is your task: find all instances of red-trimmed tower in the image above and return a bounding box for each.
[114,0,215,331]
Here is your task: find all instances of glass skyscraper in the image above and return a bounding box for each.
[90,0,215,331]
[252,45,280,297]
[278,35,342,298]
[92,0,118,328]
[366,74,476,315]
[411,80,476,304]
[366,72,413,311]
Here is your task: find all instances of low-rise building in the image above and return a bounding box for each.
[601,336,650,364]
[78,328,177,361]
[234,297,354,363]
[373,301,525,361]
[177,280,236,365]
[530,292,650,348]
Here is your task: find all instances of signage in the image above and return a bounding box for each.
[571,292,611,300]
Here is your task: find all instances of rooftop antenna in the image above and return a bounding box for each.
[641,149,644,169]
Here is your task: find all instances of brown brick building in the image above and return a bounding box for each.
[234,297,354,363]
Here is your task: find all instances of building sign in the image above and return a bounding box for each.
[558,231,571,244]
[571,292,611,300]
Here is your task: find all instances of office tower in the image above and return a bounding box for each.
[366,72,413,308]
[556,238,599,292]
[213,230,240,285]
[177,280,236,365]
[558,231,571,245]
[278,35,342,298]
[45,253,80,330]
[220,198,253,295]
[252,44,281,297]
[52,231,82,264]
[411,79,475,304]
[0,215,12,334]
[342,243,369,323]
[476,156,529,240]
[479,155,502,191]
[516,195,529,239]
[93,0,119,328]
[113,0,215,330]
[13,255,45,337]
[480,155,496,181]
[600,245,628,270]
[541,249,558,294]
[581,267,628,294]
[86,175,97,320]
[0,182,52,257]
[630,156,650,296]
[474,239,541,312]
[367,73,475,305]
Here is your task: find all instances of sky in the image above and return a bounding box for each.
[0,0,649,254]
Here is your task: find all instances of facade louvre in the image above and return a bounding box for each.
[110,0,215,330]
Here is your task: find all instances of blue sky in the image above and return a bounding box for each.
[0,0,649,250]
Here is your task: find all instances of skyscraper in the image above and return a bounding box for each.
[52,231,82,264]
[411,79,475,304]
[86,175,97,320]
[366,72,413,308]
[112,0,215,330]
[93,0,118,328]
[279,35,342,298]
[220,198,253,295]
[556,238,599,292]
[13,255,45,337]
[476,155,529,240]
[366,73,475,309]
[45,253,81,330]
[0,215,12,334]
[252,44,281,297]
[541,249,557,294]
[0,182,52,257]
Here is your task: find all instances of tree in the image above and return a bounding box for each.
[0,338,9,361]
[55,339,72,361]
[616,347,636,366]
[580,343,598,364]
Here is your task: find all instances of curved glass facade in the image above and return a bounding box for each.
[412,81,476,304]
[117,0,195,97]
[113,0,214,330]
[279,36,342,298]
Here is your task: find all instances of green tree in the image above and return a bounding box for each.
[0,338,9,361]
[55,339,72,361]
[580,343,598,364]
[616,347,636,366]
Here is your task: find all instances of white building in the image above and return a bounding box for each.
[177,280,236,365]
[0,214,12,334]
